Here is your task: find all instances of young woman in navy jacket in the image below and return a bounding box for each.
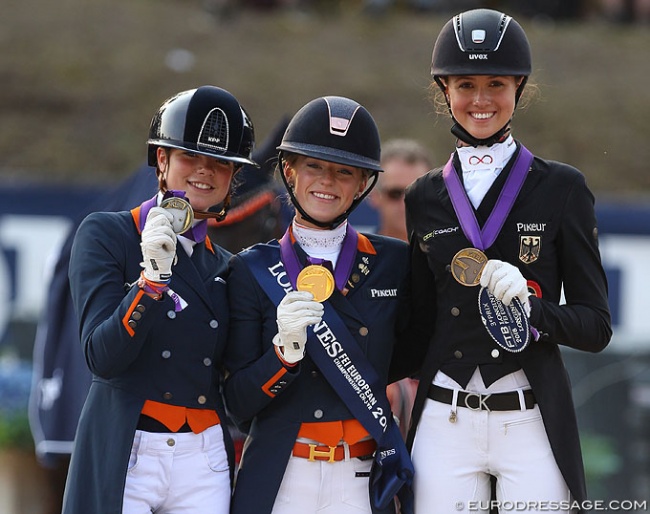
[224,96,414,514]
[64,86,257,514]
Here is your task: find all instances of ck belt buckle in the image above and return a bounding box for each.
[463,392,491,411]
[308,444,336,462]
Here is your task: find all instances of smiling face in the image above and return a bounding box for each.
[284,155,368,229]
[157,147,236,212]
[444,75,521,143]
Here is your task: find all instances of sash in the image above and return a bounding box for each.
[241,237,414,514]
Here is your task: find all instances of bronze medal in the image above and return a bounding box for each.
[451,248,488,286]
[296,265,335,302]
[161,196,194,234]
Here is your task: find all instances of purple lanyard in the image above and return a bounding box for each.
[442,145,533,251]
[279,224,359,293]
[138,191,207,242]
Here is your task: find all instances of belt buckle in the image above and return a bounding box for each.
[308,443,336,462]
[463,392,491,411]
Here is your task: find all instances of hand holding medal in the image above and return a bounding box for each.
[451,249,530,352]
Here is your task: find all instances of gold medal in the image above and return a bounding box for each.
[451,248,488,286]
[161,196,194,234]
[296,265,335,302]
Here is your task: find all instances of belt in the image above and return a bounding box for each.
[292,439,377,462]
[137,414,193,433]
[428,384,536,412]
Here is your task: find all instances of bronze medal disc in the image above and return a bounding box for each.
[451,248,488,286]
[296,265,335,302]
[160,196,194,234]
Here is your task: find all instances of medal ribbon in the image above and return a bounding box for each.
[279,225,358,293]
[443,144,533,250]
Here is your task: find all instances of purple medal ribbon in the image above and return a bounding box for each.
[279,224,359,294]
[442,145,533,251]
[138,195,158,233]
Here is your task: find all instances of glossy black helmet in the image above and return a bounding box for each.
[277,96,382,229]
[147,85,257,168]
[431,9,532,81]
[277,96,382,173]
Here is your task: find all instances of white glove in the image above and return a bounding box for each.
[479,259,530,311]
[274,291,324,364]
[140,207,177,283]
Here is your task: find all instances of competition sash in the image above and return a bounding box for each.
[242,233,414,513]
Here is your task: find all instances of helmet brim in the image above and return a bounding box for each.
[149,140,259,167]
[277,142,382,172]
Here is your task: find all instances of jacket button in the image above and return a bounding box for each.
[135,304,146,312]
[314,409,324,419]
[311,371,319,378]
[167,438,175,447]
[197,395,207,405]
[491,349,500,358]
[359,327,369,336]
[454,350,463,359]
[128,320,137,329]
[162,350,171,359]
[167,311,176,319]
[131,311,142,320]
[163,392,172,400]
[209,320,219,329]
[203,357,212,366]
[451,307,460,316]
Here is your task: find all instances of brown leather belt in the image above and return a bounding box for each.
[428,384,536,412]
[292,439,377,462]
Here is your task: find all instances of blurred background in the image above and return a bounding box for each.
[1,0,649,512]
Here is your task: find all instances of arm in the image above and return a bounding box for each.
[389,214,437,383]
[223,253,303,422]
[529,173,612,352]
[69,212,165,378]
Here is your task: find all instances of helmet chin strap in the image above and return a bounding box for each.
[451,121,512,148]
[280,164,378,230]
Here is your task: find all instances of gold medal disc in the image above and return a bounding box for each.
[296,265,335,302]
[451,248,488,286]
[161,197,194,234]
